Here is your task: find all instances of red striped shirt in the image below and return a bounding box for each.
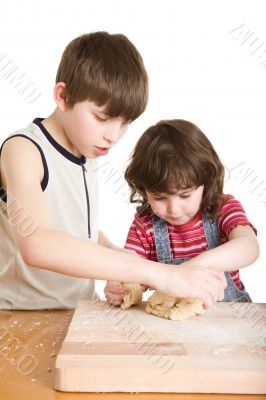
[125,195,256,289]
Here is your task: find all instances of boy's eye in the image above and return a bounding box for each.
[95,114,108,122]
[94,115,129,126]
[179,194,191,199]
[154,197,165,201]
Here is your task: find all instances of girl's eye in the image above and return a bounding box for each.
[179,194,191,199]
[154,197,165,201]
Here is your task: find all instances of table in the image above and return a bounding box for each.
[0,308,265,400]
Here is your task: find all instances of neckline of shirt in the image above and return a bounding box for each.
[33,118,86,165]
[167,211,202,231]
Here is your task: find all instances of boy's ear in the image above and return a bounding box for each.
[54,82,68,111]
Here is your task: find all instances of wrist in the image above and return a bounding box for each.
[148,262,171,291]
[184,254,209,269]
[138,259,160,288]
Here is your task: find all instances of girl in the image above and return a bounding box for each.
[104,119,259,305]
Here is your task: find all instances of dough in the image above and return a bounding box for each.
[146,291,205,320]
[121,283,143,309]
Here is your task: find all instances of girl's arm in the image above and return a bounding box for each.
[184,225,259,271]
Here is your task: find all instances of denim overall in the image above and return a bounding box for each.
[152,213,252,302]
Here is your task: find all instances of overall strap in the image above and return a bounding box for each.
[201,214,247,301]
[202,214,221,250]
[151,214,172,263]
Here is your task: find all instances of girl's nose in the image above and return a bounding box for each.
[167,199,181,216]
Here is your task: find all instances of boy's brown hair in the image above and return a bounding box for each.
[125,119,226,220]
[56,31,148,122]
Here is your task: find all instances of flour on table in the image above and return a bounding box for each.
[121,283,143,309]
[146,291,205,320]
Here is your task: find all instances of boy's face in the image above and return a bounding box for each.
[61,100,129,158]
[146,186,204,226]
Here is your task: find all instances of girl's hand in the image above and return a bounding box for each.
[104,281,149,305]
[104,281,125,306]
[140,284,154,291]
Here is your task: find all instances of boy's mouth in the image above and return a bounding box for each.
[94,146,109,156]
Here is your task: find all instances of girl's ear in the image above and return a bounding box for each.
[53,82,68,111]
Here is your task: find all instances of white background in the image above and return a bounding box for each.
[0,0,265,302]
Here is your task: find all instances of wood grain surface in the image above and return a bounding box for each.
[55,300,266,394]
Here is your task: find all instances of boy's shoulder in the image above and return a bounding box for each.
[1,120,43,153]
[0,119,46,167]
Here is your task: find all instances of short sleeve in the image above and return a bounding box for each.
[218,195,257,241]
[124,213,153,260]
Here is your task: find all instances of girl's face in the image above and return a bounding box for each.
[146,185,204,226]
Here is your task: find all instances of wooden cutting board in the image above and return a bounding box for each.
[55,300,266,394]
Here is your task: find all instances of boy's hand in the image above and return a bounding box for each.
[104,281,125,306]
[154,264,226,309]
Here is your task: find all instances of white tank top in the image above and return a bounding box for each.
[0,118,99,309]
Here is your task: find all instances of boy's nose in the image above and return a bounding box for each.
[103,122,125,144]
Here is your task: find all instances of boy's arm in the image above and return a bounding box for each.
[184,225,259,271]
[98,230,140,257]
[98,230,121,251]
[1,137,226,307]
[99,231,149,305]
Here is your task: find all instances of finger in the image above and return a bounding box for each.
[209,269,227,289]
[197,275,221,306]
[140,284,149,292]
[105,292,124,304]
[201,270,226,299]
[105,282,125,294]
[109,287,125,294]
[106,281,123,288]
[218,279,225,301]
[198,290,213,309]
[205,278,222,302]
[106,299,122,306]
[111,298,123,306]
[208,276,226,303]
[210,274,226,301]
[105,296,122,306]
[218,289,224,302]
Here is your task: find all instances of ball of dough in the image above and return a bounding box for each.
[121,283,143,309]
[146,291,204,320]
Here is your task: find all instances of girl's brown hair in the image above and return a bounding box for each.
[56,31,148,122]
[125,119,226,219]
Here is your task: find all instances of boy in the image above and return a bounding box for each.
[0,32,226,310]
